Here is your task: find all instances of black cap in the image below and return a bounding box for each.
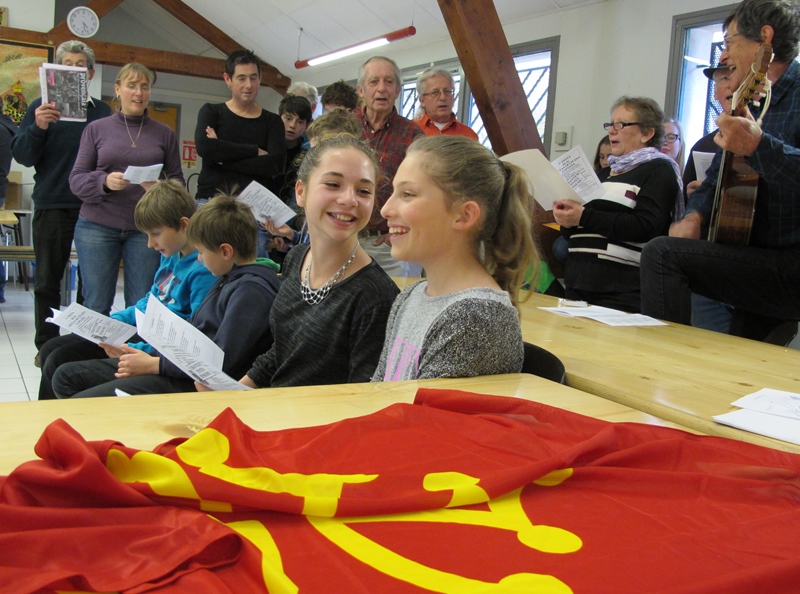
[703,63,731,80]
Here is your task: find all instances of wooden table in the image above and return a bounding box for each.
[0,374,691,475]
[520,293,800,452]
[0,209,18,226]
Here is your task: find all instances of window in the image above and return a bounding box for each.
[665,5,737,156]
[400,37,559,152]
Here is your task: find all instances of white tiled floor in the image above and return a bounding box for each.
[0,283,40,402]
[0,272,125,402]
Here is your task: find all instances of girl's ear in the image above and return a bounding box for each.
[295,180,306,208]
[452,200,481,231]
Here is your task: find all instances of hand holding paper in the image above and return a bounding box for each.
[138,295,250,391]
[123,164,163,184]
[238,181,297,226]
[499,146,605,211]
[46,303,137,346]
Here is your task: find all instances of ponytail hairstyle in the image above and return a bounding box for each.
[405,136,538,308]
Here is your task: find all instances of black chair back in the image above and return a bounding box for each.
[522,342,566,384]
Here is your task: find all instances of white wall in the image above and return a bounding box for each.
[9,0,734,179]
[293,0,732,157]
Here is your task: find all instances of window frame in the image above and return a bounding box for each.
[664,4,738,119]
[399,36,560,151]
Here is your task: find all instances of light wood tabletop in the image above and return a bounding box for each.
[0,374,691,475]
[520,293,800,453]
[0,210,19,226]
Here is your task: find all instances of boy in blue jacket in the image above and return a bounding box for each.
[37,181,215,399]
[51,195,280,397]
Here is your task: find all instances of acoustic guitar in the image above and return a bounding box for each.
[708,43,773,245]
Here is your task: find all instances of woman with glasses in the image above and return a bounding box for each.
[552,96,681,313]
[660,117,685,173]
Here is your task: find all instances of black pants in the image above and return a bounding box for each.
[33,208,82,350]
[38,333,105,400]
[641,236,800,339]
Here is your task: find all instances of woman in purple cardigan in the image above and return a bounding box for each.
[69,63,184,315]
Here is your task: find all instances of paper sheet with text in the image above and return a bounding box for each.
[123,164,163,184]
[713,388,800,445]
[539,305,667,327]
[692,152,716,183]
[500,146,605,211]
[137,295,249,391]
[238,180,297,225]
[46,303,136,347]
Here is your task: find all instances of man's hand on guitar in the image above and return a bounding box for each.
[714,111,762,157]
[669,211,703,239]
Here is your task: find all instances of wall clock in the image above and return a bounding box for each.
[67,6,100,38]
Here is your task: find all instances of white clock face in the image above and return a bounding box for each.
[67,7,99,38]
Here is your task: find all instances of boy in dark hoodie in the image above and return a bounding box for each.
[51,194,280,397]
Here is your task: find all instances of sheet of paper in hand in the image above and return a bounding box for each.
[237,181,297,226]
[500,145,604,210]
[46,303,136,346]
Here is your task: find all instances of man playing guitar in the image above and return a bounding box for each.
[641,0,800,342]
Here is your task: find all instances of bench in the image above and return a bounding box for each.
[0,246,77,305]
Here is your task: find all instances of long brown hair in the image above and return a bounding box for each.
[405,136,538,308]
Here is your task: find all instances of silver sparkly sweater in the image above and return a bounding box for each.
[372,281,523,381]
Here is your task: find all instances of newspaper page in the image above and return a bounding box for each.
[39,63,88,122]
[137,295,250,391]
[46,303,137,346]
[237,180,297,225]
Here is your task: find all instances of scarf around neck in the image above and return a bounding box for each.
[607,147,685,221]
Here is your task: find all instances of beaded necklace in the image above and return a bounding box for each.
[300,243,359,305]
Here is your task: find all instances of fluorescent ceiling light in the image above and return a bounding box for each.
[296,26,416,69]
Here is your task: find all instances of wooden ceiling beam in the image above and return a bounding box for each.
[1,0,291,93]
[0,26,237,83]
[150,0,289,93]
[437,0,545,157]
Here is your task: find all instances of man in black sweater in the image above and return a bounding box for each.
[11,40,112,364]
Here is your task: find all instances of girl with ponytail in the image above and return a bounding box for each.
[373,135,538,381]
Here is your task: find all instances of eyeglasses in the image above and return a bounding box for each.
[663,133,681,144]
[722,32,742,50]
[603,121,640,131]
[421,88,455,99]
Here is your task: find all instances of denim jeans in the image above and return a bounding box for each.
[641,236,800,334]
[690,293,733,334]
[74,216,160,315]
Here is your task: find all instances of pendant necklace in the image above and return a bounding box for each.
[123,114,144,148]
[300,243,359,305]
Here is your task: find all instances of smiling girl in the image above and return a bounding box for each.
[215,135,399,389]
[372,135,537,381]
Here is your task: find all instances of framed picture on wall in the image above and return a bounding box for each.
[0,39,55,123]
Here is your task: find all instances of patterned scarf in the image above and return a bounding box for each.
[608,147,685,221]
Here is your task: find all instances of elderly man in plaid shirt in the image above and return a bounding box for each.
[356,56,423,276]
